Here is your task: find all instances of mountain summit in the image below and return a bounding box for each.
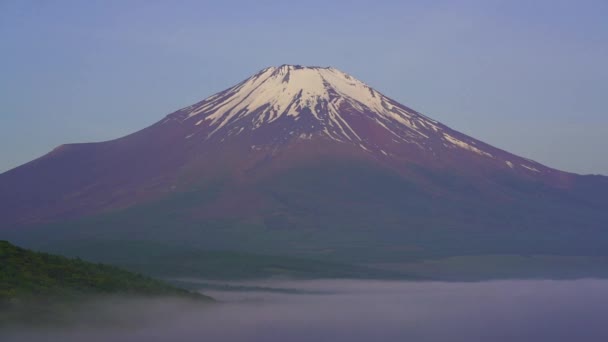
[172,64,437,146]
[1,65,607,263]
[165,65,551,177]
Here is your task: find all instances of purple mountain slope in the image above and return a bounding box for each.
[1,65,606,262]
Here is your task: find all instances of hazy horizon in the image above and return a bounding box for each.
[1,0,607,175]
[4,279,608,342]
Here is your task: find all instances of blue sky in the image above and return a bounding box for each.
[1,0,607,174]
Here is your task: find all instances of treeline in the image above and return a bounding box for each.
[0,240,210,300]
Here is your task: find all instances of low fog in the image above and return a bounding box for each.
[3,279,608,342]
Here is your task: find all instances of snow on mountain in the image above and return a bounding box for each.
[163,65,548,175]
[174,65,437,142]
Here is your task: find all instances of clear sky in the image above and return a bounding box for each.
[1,0,607,175]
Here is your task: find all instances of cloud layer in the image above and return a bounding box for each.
[3,279,608,341]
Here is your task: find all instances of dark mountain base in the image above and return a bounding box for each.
[7,235,608,281]
[4,161,607,281]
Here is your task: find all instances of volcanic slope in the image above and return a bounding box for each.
[1,65,607,266]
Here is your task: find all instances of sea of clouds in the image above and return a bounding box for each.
[3,279,608,341]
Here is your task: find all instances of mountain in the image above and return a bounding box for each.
[0,240,211,325]
[1,65,607,272]
[0,240,209,300]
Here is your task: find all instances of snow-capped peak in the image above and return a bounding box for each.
[179,65,438,141]
[167,65,547,175]
[186,65,388,125]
